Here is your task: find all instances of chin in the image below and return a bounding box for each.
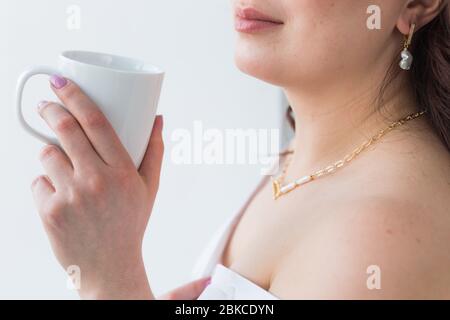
[233,37,321,88]
[234,41,347,91]
[234,38,288,87]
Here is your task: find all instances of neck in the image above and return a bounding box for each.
[283,71,419,176]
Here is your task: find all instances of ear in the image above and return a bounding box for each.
[397,0,448,35]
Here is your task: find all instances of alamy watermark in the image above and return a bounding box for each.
[170,121,281,175]
[66,265,81,290]
[67,5,81,31]
[367,5,381,30]
[366,265,382,290]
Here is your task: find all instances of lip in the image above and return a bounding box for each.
[234,7,284,34]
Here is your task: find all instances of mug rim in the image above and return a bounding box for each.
[60,50,164,75]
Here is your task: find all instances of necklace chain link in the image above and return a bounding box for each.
[272,110,427,200]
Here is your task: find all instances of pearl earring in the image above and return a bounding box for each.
[399,23,416,71]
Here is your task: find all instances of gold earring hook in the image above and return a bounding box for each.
[404,23,416,49]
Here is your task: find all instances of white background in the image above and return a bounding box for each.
[0,0,287,299]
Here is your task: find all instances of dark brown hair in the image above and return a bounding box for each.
[288,4,450,152]
[410,4,450,151]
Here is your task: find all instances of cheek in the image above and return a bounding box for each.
[234,0,396,86]
[234,0,352,85]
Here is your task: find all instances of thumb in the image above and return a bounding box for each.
[158,277,211,300]
[139,115,164,189]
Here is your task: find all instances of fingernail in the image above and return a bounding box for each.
[204,277,212,288]
[37,100,48,112]
[50,75,68,89]
[160,115,164,131]
[155,115,164,131]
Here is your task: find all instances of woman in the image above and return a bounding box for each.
[31,0,450,299]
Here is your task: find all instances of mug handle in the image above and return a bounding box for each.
[16,66,61,145]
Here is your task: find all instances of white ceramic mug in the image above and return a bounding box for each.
[16,50,165,167]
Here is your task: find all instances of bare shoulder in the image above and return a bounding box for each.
[270,195,450,299]
[270,127,450,299]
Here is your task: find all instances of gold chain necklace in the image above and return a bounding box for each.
[271,110,427,200]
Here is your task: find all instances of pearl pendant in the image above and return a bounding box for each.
[272,175,313,200]
[399,49,413,70]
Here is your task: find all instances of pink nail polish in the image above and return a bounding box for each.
[37,101,48,111]
[50,75,68,89]
[204,278,212,288]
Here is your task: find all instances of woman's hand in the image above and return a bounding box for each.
[31,76,164,299]
[159,277,211,300]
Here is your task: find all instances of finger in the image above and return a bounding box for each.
[159,277,211,300]
[39,145,73,188]
[139,116,164,189]
[49,76,133,168]
[38,101,101,170]
[31,175,55,212]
